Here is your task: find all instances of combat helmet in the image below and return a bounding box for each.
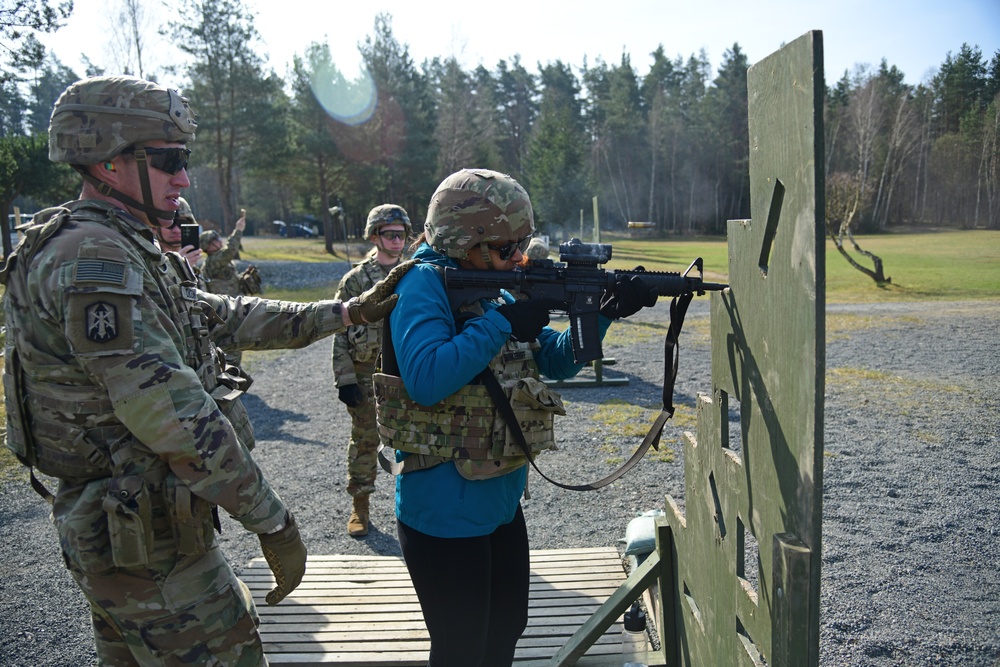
[525,237,549,261]
[199,229,221,248]
[364,204,412,238]
[48,76,197,226]
[176,197,197,224]
[424,169,534,267]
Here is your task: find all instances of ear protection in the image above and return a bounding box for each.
[104,162,116,172]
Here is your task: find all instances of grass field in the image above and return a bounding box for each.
[246,229,1000,304]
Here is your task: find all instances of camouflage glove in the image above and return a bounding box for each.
[346,259,420,324]
[258,512,307,605]
[600,273,659,320]
[495,298,563,342]
[338,383,364,408]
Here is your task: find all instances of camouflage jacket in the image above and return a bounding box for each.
[0,200,345,573]
[331,253,398,386]
[202,226,243,295]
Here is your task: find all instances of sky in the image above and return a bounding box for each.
[39,0,1000,91]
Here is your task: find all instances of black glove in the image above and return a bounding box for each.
[495,298,562,342]
[600,274,659,319]
[258,512,307,605]
[338,384,364,408]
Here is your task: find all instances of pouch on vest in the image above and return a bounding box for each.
[497,376,565,458]
[103,474,154,568]
[166,480,216,556]
[2,346,34,467]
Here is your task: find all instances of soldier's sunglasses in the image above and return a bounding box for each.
[124,146,192,175]
[488,236,531,261]
[378,230,406,241]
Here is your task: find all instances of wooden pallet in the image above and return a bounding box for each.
[243,546,638,666]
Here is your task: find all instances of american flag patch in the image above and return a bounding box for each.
[75,259,126,284]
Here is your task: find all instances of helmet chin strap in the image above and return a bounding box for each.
[74,152,174,227]
[478,242,495,269]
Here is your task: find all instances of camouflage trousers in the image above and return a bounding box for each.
[346,361,379,498]
[66,546,266,666]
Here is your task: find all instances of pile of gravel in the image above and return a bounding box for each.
[1,273,997,665]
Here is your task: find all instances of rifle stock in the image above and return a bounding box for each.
[444,239,728,363]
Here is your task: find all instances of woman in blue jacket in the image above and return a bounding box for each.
[376,169,656,666]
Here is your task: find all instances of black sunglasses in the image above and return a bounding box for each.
[488,236,531,261]
[378,230,407,241]
[167,214,195,229]
[124,146,191,175]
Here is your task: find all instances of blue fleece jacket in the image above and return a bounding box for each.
[389,243,612,537]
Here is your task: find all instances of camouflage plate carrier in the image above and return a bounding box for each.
[373,299,566,481]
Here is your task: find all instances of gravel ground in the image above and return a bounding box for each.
[1,259,997,666]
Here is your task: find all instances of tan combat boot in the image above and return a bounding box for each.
[347,495,370,537]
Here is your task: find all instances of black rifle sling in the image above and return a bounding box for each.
[480,292,694,491]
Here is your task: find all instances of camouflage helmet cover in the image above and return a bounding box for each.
[525,237,549,260]
[365,204,412,238]
[176,197,196,224]
[199,229,221,247]
[49,76,197,165]
[424,168,534,260]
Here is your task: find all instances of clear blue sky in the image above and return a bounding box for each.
[42,0,1000,90]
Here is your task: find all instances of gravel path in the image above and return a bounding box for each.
[1,259,997,666]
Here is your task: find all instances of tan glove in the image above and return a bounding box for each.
[347,258,420,324]
[258,512,307,605]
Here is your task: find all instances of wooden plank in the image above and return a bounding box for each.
[247,547,632,665]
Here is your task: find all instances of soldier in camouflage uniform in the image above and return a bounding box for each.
[200,211,249,366]
[332,204,411,536]
[154,196,203,275]
[0,76,414,667]
[521,236,550,266]
[376,169,658,666]
[200,210,246,296]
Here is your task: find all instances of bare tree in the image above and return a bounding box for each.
[107,0,153,78]
[826,171,890,284]
[872,93,920,230]
[848,67,884,224]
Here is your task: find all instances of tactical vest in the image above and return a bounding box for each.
[343,258,392,363]
[0,202,251,565]
[373,299,565,481]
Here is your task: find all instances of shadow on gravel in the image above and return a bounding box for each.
[241,393,333,447]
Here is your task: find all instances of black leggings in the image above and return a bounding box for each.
[397,505,530,667]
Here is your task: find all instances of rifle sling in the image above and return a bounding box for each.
[480,292,694,491]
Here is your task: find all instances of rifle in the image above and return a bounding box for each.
[444,238,729,364]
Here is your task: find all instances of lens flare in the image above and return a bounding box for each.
[310,61,377,126]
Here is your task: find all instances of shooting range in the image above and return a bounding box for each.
[245,30,826,666]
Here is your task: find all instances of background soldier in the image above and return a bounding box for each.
[522,237,550,266]
[0,75,411,666]
[332,204,411,536]
[200,209,246,296]
[154,196,202,271]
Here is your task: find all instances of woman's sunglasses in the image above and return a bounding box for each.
[123,146,192,175]
[488,236,531,261]
[378,230,407,241]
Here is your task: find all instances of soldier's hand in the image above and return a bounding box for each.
[496,298,563,342]
[338,384,364,408]
[600,273,658,320]
[347,259,420,324]
[258,512,307,605]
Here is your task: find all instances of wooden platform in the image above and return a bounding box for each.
[243,546,636,666]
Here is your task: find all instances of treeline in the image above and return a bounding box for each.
[2,1,999,253]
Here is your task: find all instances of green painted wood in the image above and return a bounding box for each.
[546,550,662,667]
[662,30,825,667]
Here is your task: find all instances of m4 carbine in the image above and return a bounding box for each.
[445,238,728,364]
